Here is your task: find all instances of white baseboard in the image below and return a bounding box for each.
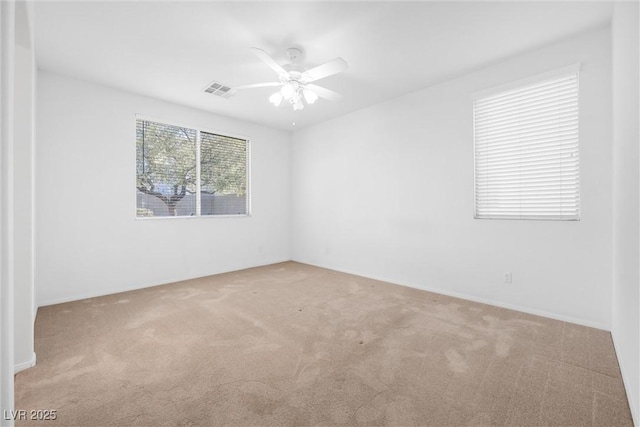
[37,258,292,307]
[39,258,610,331]
[611,328,638,426]
[293,259,610,331]
[14,352,36,373]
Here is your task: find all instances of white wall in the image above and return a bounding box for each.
[1,0,36,419]
[0,1,16,423]
[36,71,291,305]
[13,42,35,370]
[292,28,612,329]
[611,2,639,423]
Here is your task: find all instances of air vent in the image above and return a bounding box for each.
[203,81,236,98]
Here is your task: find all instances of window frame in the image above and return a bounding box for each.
[135,115,251,220]
[472,64,581,221]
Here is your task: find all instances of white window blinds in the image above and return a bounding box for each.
[473,67,580,220]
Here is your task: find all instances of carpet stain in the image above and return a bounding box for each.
[495,334,513,357]
[445,348,469,373]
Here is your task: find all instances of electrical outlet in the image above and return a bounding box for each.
[504,272,512,284]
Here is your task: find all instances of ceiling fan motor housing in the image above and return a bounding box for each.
[286,48,302,63]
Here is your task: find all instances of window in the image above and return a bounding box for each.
[136,118,249,218]
[473,65,580,220]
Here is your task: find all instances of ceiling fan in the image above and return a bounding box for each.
[234,47,348,111]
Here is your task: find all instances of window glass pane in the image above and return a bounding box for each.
[136,120,197,217]
[200,132,248,216]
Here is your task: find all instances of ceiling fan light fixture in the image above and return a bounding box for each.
[281,82,298,100]
[269,92,283,106]
[236,47,347,112]
[303,88,318,104]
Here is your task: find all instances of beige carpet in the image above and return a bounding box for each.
[15,262,632,426]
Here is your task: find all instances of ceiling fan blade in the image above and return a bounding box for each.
[301,58,348,83]
[234,82,281,90]
[250,47,288,78]
[306,84,342,101]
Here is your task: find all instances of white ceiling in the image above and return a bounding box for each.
[34,1,613,131]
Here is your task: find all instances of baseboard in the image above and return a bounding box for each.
[611,328,639,426]
[293,259,610,331]
[40,257,610,330]
[418,284,609,331]
[14,352,36,373]
[37,258,292,307]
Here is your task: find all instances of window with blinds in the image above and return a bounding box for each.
[136,118,250,218]
[473,66,580,221]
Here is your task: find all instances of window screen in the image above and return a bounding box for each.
[136,118,249,218]
[473,68,580,220]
